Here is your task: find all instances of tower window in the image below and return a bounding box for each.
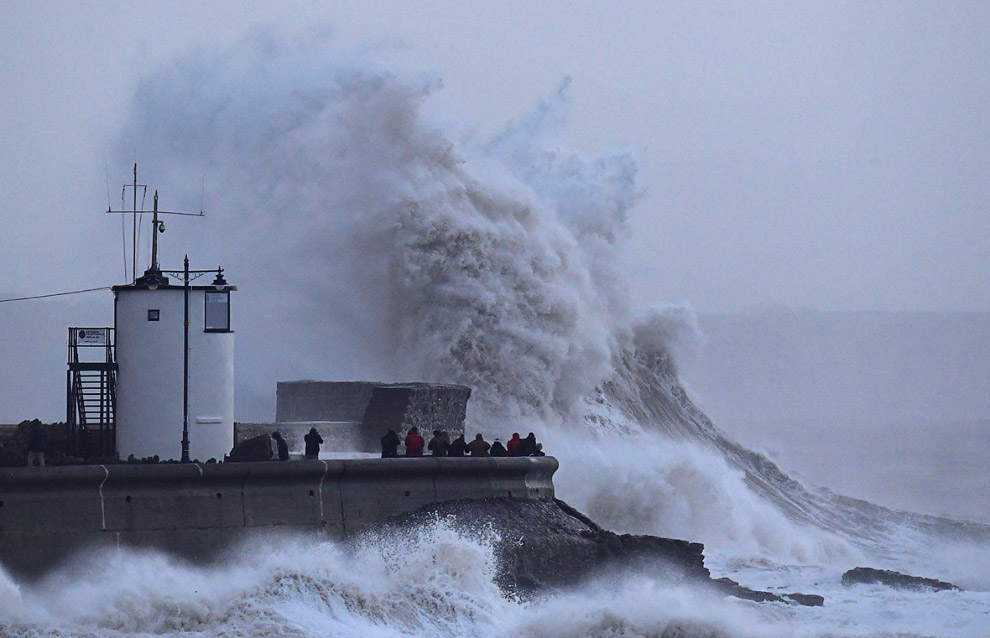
[148,309,160,321]
[204,291,230,331]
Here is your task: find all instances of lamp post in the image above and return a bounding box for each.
[181,256,190,463]
[163,257,227,463]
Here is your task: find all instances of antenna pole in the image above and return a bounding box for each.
[132,163,138,283]
[106,166,203,283]
[151,192,161,271]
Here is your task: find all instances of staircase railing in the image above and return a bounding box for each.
[66,328,117,459]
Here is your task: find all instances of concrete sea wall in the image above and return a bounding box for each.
[0,457,557,579]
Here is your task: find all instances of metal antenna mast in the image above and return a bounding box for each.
[109,163,147,283]
[106,164,204,282]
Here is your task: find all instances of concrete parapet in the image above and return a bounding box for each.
[0,456,557,579]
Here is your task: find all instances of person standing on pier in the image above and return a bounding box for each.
[506,432,522,456]
[381,429,400,458]
[404,427,425,457]
[304,427,323,460]
[27,422,46,467]
[271,431,289,461]
[428,430,449,456]
[465,433,491,457]
[447,433,467,456]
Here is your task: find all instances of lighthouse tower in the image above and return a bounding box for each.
[111,181,235,462]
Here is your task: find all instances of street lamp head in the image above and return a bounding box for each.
[136,268,165,290]
[212,268,228,290]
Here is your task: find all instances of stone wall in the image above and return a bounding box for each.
[270,381,472,453]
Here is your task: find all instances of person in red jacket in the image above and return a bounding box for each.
[506,432,522,456]
[404,427,425,457]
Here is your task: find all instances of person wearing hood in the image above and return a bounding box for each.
[447,433,467,456]
[404,427,425,457]
[490,438,507,457]
[304,427,323,460]
[519,432,538,456]
[506,432,522,456]
[428,429,449,456]
[465,433,490,457]
[381,429,400,458]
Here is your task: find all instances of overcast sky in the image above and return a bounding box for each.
[2,1,989,315]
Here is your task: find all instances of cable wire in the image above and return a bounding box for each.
[0,287,112,304]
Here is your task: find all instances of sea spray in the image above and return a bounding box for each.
[114,31,638,431]
[547,430,857,566]
[0,523,508,638]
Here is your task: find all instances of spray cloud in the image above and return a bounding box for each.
[116,30,641,428]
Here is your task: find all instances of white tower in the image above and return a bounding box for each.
[110,178,235,462]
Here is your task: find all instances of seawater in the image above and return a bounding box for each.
[2,472,988,638]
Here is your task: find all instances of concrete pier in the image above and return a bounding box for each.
[0,457,556,579]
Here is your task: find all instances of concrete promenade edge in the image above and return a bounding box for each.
[0,456,558,579]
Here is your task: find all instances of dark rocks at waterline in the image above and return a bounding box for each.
[379,497,824,606]
[710,578,824,606]
[784,592,825,607]
[227,434,274,462]
[379,497,705,593]
[841,567,960,592]
[711,577,783,603]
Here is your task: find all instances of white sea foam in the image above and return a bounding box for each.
[3,531,988,638]
[548,429,859,566]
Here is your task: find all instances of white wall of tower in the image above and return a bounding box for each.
[115,286,234,461]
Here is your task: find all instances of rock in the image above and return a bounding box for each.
[710,577,784,603]
[841,567,960,591]
[381,497,823,606]
[227,434,273,462]
[379,497,707,594]
[785,593,825,606]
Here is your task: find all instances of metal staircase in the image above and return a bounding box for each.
[66,328,117,458]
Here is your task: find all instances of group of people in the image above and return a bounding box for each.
[381,427,545,458]
[269,428,324,461]
[268,426,546,460]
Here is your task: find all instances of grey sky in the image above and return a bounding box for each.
[2,1,989,314]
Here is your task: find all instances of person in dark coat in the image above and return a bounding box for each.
[519,432,538,456]
[531,442,546,457]
[404,427,425,457]
[427,430,449,457]
[381,429,400,458]
[447,434,467,456]
[506,432,522,456]
[490,438,507,457]
[271,431,289,461]
[27,422,46,467]
[304,427,323,460]
[465,433,490,457]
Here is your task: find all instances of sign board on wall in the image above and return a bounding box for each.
[74,328,109,346]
